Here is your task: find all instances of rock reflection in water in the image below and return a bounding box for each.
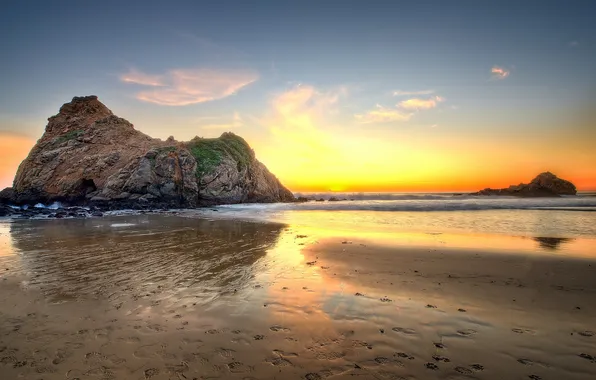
[534,236,573,250]
[9,214,285,305]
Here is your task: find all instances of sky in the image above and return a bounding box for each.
[1,0,595,192]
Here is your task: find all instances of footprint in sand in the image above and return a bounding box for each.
[578,353,595,362]
[434,342,446,349]
[273,349,299,358]
[392,327,416,334]
[578,330,595,337]
[517,358,534,365]
[270,325,291,332]
[512,328,535,334]
[266,356,292,366]
[217,348,236,358]
[144,368,159,379]
[425,362,439,370]
[432,355,450,363]
[380,297,393,302]
[470,363,485,371]
[305,373,322,380]
[395,352,415,360]
[455,366,474,375]
[528,375,542,380]
[254,334,265,340]
[374,357,391,364]
[227,361,251,373]
[457,329,477,337]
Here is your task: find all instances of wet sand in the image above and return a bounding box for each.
[1,214,595,379]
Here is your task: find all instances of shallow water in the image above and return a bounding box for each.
[0,213,595,379]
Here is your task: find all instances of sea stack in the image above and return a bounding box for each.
[3,96,295,208]
[471,172,577,197]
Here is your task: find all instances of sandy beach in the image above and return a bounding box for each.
[1,213,595,379]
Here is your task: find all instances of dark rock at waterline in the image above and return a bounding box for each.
[5,95,295,209]
[471,172,577,197]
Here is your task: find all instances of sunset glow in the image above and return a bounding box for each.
[1,2,594,192]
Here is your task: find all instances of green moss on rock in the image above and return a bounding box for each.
[54,129,84,144]
[186,133,253,177]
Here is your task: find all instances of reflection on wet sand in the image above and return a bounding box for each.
[9,214,285,305]
[534,236,573,250]
[0,214,595,380]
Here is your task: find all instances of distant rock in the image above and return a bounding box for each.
[471,172,577,197]
[3,95,295,209]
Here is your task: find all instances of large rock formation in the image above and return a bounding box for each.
[471,172,577,197]
[4,96,295,208]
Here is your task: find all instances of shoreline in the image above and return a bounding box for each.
[1,214,595,379]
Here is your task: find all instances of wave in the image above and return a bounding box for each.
[218,196,596,213]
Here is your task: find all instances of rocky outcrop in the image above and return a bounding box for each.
[472,172,577,197]
[5,96,295,208]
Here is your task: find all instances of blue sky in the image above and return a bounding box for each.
[1,0,595,190]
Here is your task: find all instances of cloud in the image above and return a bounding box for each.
[121,68,258,106]
[569,41,579,47]
[398,96,445,110]
[355,104,413,124]
[200,112,243,130]
[491,66,510,80]
[120,69,165,87]
[393,89,435,96]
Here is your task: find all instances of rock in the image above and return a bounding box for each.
[328,197,340,201]
[471,172,577,197]
[296,196,309,203]
[0,187,15,204]
[9,96,295,208]
[0,204,13,217]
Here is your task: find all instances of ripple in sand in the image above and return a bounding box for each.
[457,329,477,336]
[392,327,416,334]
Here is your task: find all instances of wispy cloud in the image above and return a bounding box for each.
[121,68,258,106]
[398,96,445,110]
[393,89,435,96]
[120,69,165,87]
[491,66,510,80]
[200,112,243,130]
[355,93,445,124]
[355,104,413,124]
